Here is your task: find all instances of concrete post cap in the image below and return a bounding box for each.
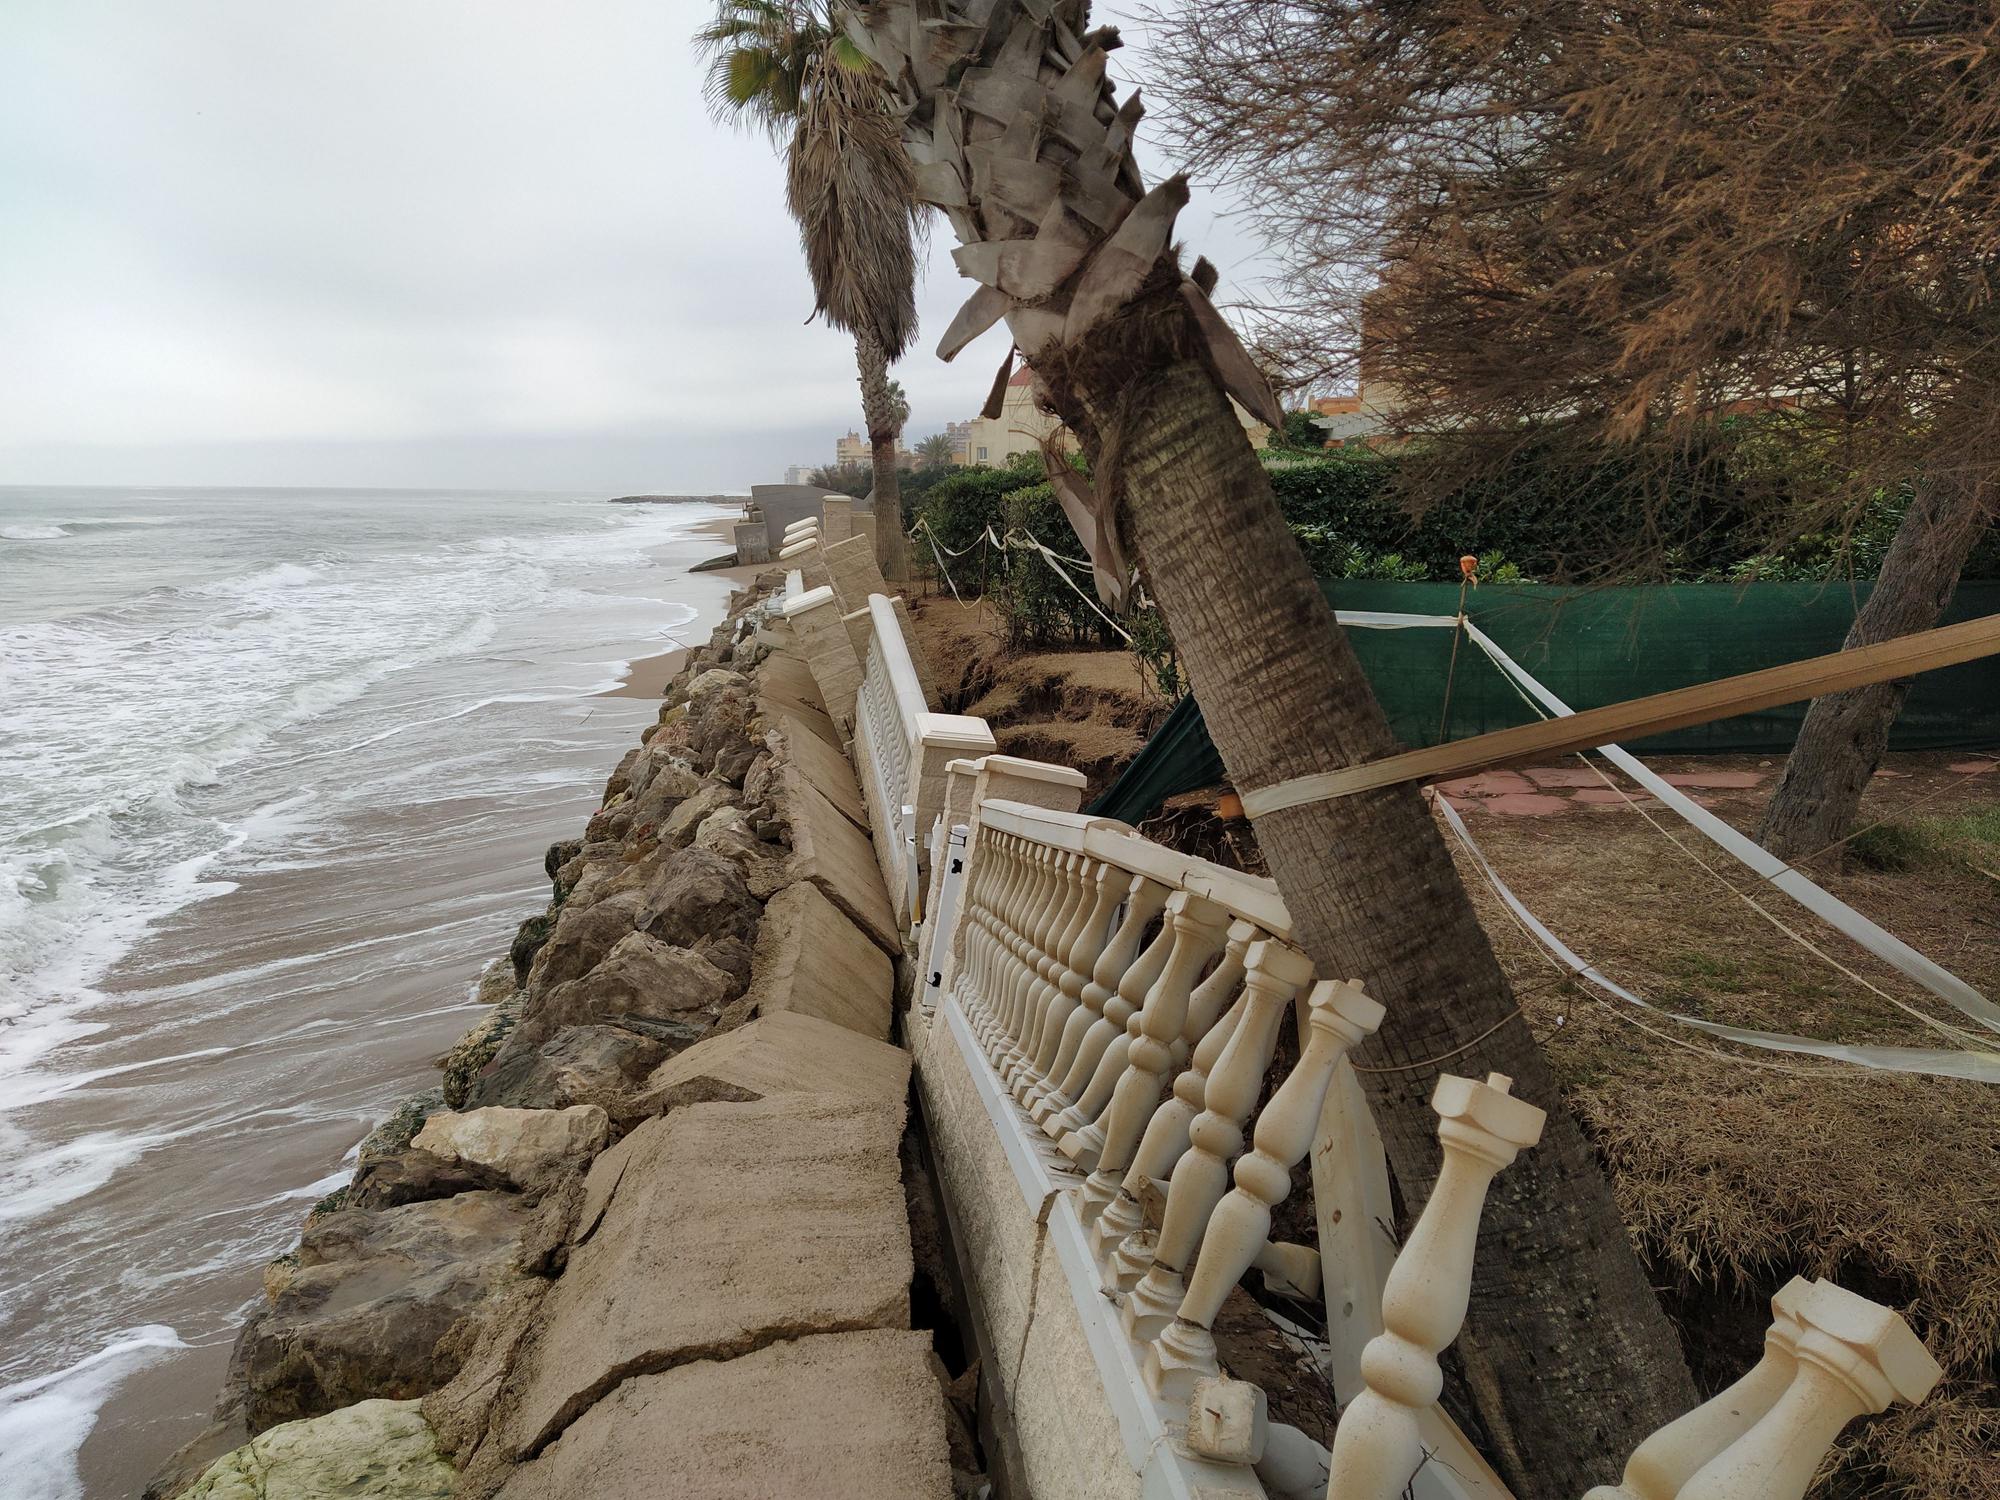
[1796,1280,1942,1405]
[782,585,838,617]
[1430,1071,1546,1148]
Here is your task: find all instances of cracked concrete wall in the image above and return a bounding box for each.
[910,1012,1140,1500]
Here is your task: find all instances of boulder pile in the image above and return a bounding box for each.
[149,580,959,1500]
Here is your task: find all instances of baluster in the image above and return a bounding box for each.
[976,838,1041,1051]
[1040,882,1174,1141]
[1075,890,1231,1225]
[1146,980,1392,1403]
[1114,939,1315,1327]
[999,851,1092,1091]
[968,835,1027,1035]
[1673,1281,1940,1500]
[957,832,1007,1023]
[1101,920,1261,1277]
[1585,1278,1811,1500]
[977,838,1046,1052]
[992,846,1066,1063]
[1316,1072,1545,1498]
[1014,856,1123,1103]
[1026,872,1166,1123]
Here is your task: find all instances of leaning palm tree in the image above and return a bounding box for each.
[696,0,919,579]
[844,5,1695,1494]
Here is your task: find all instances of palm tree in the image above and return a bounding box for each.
[915,431,954,466]
[696,0,918,579]
[846,6,1695,1492]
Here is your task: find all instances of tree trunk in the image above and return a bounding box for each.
[1064,341,1693,1497]
[1758,473,1992,861]
[855,329,909,583]
[852,8,1696,1491]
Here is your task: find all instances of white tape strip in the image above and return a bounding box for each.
[1459,622,2000,1035]
[1435,792,2000,1081]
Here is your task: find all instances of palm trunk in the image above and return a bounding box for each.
[1076,348,1695,1497]
[1758,472,1991,860]
[853,9,1697,1489]
[855,329,909,583]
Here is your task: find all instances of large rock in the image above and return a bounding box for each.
[639,848,762,981]
[491,1332,951,1500]
[463,1025,670,1125]
[692,805,791,898]
[744,881,894,1039]
[412,1106,610,1191]
[637,1012,909,1114]
[182,1399,452,1500]
[231,1192,530,1429]
[523,890,645,995]
[531,932,732,1036]
[483,1093,913,1460]
[661,780,738,849]
[350,1149,512,1211]
[437,993,521,1108]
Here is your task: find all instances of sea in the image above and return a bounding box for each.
[0,487,741,1500]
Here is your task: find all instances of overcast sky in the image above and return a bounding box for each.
[0,0,1268,492]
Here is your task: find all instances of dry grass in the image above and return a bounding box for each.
[1443,754,2000,1499]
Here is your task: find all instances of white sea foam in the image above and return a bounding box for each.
[0,1326,186,1500]
[0,494,735,1491]
[0,524,67,540]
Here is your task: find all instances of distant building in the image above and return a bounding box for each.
[944,419,974,465]
[958,369,1271,467]
[961,370,1067,467]
[835,430,870,467]
[783,463,814,485]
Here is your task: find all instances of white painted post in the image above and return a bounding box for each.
[1319,1072,1545,1500]
[921,825,970,1008]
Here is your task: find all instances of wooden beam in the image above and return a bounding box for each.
[1241,612,2000,816]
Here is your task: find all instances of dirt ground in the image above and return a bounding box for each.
[907,590,2000,1497]
[906,594,1166,800]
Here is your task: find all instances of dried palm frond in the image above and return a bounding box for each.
[785,33,923,358]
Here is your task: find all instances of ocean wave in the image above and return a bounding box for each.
[0,1325,186,1500]
[1,525,67,541]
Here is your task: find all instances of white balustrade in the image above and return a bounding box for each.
[848,592,994,926]
[821,632,1947,1500]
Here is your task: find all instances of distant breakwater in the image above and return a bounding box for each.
[608,494,740,505]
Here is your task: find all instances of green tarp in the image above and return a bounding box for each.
[1092,580,2000,825]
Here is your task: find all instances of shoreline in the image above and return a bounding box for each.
[601,515,764,700]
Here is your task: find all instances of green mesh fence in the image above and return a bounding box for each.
[1092,580,2000,824]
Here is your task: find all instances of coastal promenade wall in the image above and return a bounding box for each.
[148,579,965,1499]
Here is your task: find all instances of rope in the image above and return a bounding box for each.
[904,515,1136,641]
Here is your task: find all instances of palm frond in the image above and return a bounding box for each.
[784,35,924,357]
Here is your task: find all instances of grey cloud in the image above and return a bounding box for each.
[0,0,1270,489]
